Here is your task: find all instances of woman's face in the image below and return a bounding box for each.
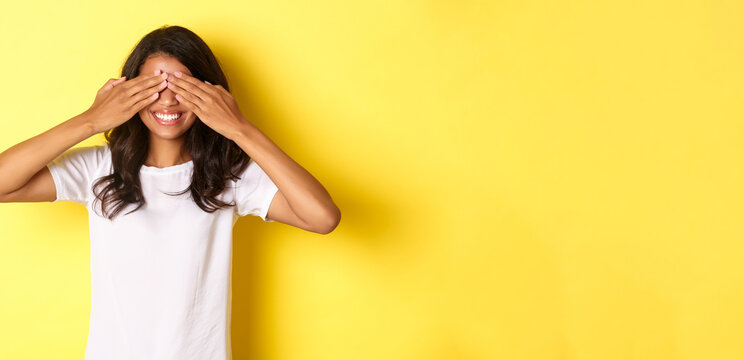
[137,54,198,141]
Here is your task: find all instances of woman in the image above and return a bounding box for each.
[0,25,340,359]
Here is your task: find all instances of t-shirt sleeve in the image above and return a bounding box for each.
[46,145,104,206]
[234,159,279,222]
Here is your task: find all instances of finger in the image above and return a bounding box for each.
[203,80,226,98]
[126,72,169,97]
[128,80,168,106]
[108,76,127,90]
[203,80,225,94]
[167,80,205,107]
[99,76,126,93]
[99,78,116,93]
[126,70,166,91]
[168,71,213,100]
[113,76,127,85]
[174,92,202,115]
[213,84,232,98]
[122,71,167,93]
[129,71,164,109]
[103,77,120,86]
[121,72,154,88]
[204,80,227,98]
[131,91,162,112]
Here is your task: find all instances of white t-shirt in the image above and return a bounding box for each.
[46,142,279,360]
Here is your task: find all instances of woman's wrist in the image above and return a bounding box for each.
[232,119,260,147]
[74,111,101,137]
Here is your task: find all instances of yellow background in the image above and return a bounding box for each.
[1,0,741,359]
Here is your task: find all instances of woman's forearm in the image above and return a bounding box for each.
[233,120,340,231]
[0,112,97,195]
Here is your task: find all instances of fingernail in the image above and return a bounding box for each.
[167,82,174,88]
[205,80,211,85]
[152,92,159,99]
[175,94,182,100]
[167,74,174,81]
[175,71,182,77]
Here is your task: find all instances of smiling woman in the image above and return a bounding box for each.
[0,24,340,360]
[96,27,237,217]
[141,59,193,126]
[136,54,198,165]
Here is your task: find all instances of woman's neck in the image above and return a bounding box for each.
[145,139,192,168]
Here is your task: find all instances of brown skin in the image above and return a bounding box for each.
[0,71,166,203]
[165,67,341,234]
[136,55,198,168]
[0,55,340,234]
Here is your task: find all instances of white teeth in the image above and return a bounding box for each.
[154,112,181,121]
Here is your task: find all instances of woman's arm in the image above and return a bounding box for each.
[0,72,168,202]
[164,71,341,234]
[0,113,96,201]
[233,122,342,234]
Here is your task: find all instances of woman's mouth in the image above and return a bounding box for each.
[152,111,184,126]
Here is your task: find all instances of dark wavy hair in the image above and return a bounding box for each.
[92,25,251,220]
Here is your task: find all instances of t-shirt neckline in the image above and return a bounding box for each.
[140,160,194,173]
[100,143,194,173]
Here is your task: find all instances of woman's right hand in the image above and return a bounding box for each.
[83,70,169,134]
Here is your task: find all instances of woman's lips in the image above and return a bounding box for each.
[152,111,183,125]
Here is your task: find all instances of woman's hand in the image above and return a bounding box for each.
[84,70,169,134]
[164,71,249,141]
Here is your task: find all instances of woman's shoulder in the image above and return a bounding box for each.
[68,141,112,173]
[232,158,268,183]
[47,141,113,181]
[73,141,111,163]
[52,141,109,163]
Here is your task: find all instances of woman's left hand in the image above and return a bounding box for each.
[165,71,248,141]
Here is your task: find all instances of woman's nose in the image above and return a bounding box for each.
[158,87,179,105]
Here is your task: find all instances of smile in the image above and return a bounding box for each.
[152,111,183,125]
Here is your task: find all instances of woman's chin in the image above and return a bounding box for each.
[144,119,194,140]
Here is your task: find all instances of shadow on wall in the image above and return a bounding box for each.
[225,74,398,355]
[230,178,398,358]
[214,37,398,240]
[185,33,401,357]
[231,218,274,360]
